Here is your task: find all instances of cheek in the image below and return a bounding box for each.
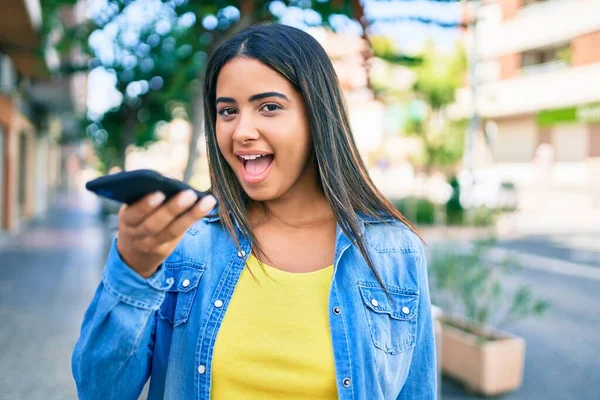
[276,134,311,177]
[295,123,312,162]
[295,109,312,153]
[215,125,231,155]
[276,116,311,160]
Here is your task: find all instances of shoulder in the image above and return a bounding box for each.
[163,210,228,265]
[363,218,423,255]
[357,217,425,293]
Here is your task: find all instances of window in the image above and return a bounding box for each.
[0,54,4,92]
[0,127,4,229]
[0,54,17,93]
[520,44,571,75]
[591,125,600,158]
[18,133,27,214]
[552,125,588,162]
[523,0,550,6]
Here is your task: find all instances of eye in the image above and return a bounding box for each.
[261,103,282,113]
[218,107,236,117]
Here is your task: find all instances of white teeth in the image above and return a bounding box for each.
[239,154,266,160]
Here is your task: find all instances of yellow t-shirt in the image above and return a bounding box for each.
[211,253,338,400]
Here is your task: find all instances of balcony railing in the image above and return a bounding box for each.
[520,60,569,76]
[477,62,600,118]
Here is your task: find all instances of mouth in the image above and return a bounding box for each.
[236,153,275,184]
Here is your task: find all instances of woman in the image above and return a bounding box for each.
[72,23,436,400]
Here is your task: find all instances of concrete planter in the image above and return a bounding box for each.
[440,316,526,396]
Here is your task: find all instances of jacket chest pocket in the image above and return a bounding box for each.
[158,264,205,328]
[359,283,419,355]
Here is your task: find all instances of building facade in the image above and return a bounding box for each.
[473,0,600,212]
[0,46,45,233]
[0,0,86,234]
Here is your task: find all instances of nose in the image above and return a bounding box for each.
[231,113,260,144]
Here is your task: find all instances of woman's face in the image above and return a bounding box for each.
[215,57,314,202]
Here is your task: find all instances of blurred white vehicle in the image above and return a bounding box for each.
[458,169,518,211]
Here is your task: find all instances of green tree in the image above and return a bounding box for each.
[409,42,467,174]
[42,1,466,178]
[413,41,466,110]
[42,0,368,177]
[368,36,467,174]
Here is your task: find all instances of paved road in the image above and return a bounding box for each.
[0,193,109,400]
[1,193,598,399]
[425,238,600,399]
[498,233,600,268]
[440,266,600,400]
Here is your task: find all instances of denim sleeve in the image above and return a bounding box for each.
[397,243,438,399]
[72,238,174,400]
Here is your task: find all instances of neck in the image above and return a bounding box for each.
[249,164,333,227]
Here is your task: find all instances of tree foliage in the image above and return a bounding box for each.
[371,35,467,173]
[428,238,550,341]
[41,0,467,175]
[41,0,366,172]
[413,40,466,110]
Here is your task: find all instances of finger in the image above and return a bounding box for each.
[130,234,165,256]
[136,190,200,237]
[160,195,217,242]
[120,192,166,227]
[132,225,186,255]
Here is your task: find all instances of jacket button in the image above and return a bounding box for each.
[333,307,341,315]
[237,250,246,258]
[402,306,410,315]
[182,279,191,288]
[371,299,379,307]
[342,378,351,387]
[214,299,224,308]
[197,365,206,374]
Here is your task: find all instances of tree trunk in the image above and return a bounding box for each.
[183,88,205,183]
[351,0,374,92]
[119,107,136,170]
[182,1,257,183]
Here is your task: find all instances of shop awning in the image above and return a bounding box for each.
[0,0,48,78]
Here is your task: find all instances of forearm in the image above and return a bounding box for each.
[72,240,173,399]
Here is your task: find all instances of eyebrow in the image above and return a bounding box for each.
[215,91,290,105]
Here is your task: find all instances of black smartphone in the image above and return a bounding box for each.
[85,169,210,205]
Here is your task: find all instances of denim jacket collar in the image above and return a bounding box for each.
[202,208,396,234]
[73,203,436,400]
[202,208,397,265]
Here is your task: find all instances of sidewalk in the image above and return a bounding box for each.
[421,220,600,399]
[419,225,496,245]
[0,192,110,400]
[419,208,600,244]
[1,194,598,399]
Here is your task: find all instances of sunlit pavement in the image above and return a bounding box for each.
[497,233,600,268]
[440,263,600,400]
[0,192,109,400]
[422,229,600,400]
[1,194,598,399]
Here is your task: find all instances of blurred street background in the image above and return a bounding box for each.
[0,0,599,399]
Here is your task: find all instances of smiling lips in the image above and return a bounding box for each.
[237,153,275,184]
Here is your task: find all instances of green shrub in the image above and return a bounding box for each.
[392,197,436,225]
[446,176,464,225]
[472,206,497,227]
[392,194,497,227]
[428,238,550,342]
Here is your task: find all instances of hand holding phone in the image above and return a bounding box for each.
[85,169,210,205]
[86,170,217,277]
[116,190,216,277]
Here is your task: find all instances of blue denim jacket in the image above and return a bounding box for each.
[72,211,436,399]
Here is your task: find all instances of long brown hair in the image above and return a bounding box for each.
[203,23,421,293]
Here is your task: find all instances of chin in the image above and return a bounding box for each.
[241,184,280,202]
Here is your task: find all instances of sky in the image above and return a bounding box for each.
[86,0,463,117]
